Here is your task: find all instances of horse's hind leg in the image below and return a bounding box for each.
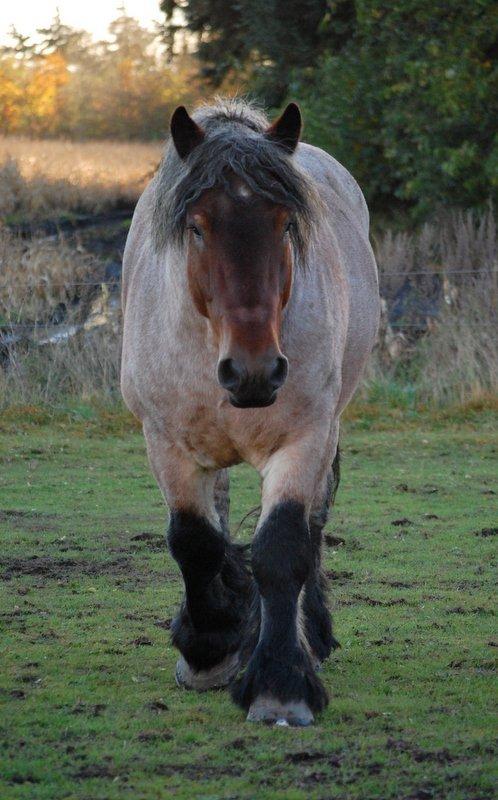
[214,468,230,532]
[304,443,341,666]
[144,429,252,690]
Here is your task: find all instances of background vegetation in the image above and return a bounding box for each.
[162,0,498,219]
[1,2,496,217]
[0,9,199,140]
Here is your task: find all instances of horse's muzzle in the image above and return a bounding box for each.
[218,356,288,409]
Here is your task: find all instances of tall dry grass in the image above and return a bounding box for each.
[0,137,163,221]
[364,206,498,406]
[0,226,98,324]
[0,203,496,410]
[0,225,121,405]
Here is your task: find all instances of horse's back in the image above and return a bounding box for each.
[296,143,370,235]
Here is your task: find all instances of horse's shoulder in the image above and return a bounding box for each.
[296,143,369,233]
[122,178,157,306]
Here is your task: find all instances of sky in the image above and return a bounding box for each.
[0,0,164,45]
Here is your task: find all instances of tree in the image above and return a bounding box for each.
[0,10,201,140]
[294,0,498,216]
[160,0,331,105]
[161,0,497,216]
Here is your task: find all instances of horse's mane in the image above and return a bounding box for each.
[152,98,318,262]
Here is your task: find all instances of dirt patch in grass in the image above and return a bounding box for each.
[73,763,118,780]
[0,555,131,581]
[0,509,60,533]
[152,763,244,780]
[475,527,497,537]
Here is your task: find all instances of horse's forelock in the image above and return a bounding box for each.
[152,100,318,266]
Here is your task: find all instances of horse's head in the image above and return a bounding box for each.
[170,103,304,408]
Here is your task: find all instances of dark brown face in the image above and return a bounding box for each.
[186,179,293,407]
[169,101,303,408]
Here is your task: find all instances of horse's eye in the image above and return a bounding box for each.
[187,224,202,238]
[284,221,294,234]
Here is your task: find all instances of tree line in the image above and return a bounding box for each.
[1,2,496,217]
[162,0,497,217]
[0,9,199,141]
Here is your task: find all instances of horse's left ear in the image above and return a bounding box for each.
[266,102,302,153]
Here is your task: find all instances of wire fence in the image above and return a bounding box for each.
[1,267,497,290]
[1,267,496,333]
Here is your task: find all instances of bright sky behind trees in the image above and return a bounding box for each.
[0,1,162,44]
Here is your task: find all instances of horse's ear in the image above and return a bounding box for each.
[170,106,205,159]
[266,102,302,153]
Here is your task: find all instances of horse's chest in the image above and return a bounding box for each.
[179,405,242,469]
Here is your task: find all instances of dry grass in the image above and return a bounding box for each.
[416,272,497,405]
[1,322,121,405]
[0,137,163,221]
[360,207,498,405]
[0,226,99,323]
[0,226,121,406]
[0,184,496,410]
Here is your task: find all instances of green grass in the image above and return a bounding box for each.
[0,411,496,799]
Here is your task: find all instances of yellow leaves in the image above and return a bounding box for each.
[26,53,69,133]
[0,53,70,136]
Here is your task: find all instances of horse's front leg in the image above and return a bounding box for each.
[232,432,331,726]
[145,427,252,691]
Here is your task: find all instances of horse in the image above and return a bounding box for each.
[121,98,379,726]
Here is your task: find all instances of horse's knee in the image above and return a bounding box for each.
[252,501,312,595]
[168,510,226,587]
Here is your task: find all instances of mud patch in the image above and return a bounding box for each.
[324,534,345,547]
[73,763,118,780]
[0,509,60,533]
[0,555,131,581]
[386,738,461,765]
[475,527,497,537]
[70,702,107,717]
[8,774,40,785]
[146,699,169,713]
[153,763,243,780]
[351,594,411,607]
[326,570,353,581]
[130,636,153,647]
[137,729,172,742]
[130,531,165,551]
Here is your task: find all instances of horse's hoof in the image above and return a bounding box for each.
[175,651,240,691]
[246,696,314,727]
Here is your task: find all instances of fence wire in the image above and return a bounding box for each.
[1,267,497,290]
[1,267,496,333]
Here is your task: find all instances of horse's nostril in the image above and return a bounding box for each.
[269,356,288,389]
[217,358,242,391]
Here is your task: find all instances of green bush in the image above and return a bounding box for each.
[292,0,498,218]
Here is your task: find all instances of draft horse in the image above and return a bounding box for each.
[121,99,379,725]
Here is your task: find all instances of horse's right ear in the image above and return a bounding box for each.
[170,106,205,159]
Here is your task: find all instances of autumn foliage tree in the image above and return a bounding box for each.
[0,10,200,140]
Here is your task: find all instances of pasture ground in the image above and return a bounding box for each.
[0,408,496,799]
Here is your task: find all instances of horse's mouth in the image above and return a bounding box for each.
[228,393,277,409]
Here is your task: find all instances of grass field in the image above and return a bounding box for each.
[0,410,496,799]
